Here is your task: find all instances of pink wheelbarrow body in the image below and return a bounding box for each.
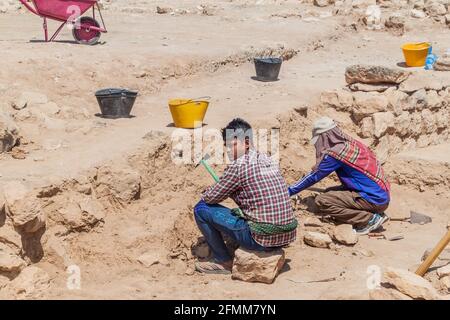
[18,0,107,45]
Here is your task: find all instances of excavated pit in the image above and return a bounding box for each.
[0,81,449,298]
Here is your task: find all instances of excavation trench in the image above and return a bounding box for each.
[1,85,449,297]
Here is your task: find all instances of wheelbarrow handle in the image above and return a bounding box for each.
[19,0,38,15]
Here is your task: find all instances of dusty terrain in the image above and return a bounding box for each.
[0,0,449,299]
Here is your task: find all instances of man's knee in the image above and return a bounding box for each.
[315,193,333,210]
[194,200,210,222]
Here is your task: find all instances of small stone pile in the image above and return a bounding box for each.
[321,65,450,163]
[370,265,450,300]
[409,0,450,24]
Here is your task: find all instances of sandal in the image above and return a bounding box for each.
[195,261,232,275]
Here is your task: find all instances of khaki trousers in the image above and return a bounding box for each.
[314,190,389,228]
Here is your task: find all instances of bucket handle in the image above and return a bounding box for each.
[189,96,211,103]
[175,96,211,106]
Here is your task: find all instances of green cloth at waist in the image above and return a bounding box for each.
[231,208,298,236]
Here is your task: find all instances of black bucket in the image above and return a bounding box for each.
[95,88,138,119]
[253,57,282,82]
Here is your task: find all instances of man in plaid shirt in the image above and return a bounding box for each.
[194,118,297,275]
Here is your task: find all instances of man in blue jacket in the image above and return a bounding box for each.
[289,117,390,235]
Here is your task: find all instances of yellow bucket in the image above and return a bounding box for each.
[168,97,210,129]
[401,42,431,67]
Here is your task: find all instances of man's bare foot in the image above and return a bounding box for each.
[195,260,233,275]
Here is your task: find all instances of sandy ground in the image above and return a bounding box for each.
[0,0,449,300]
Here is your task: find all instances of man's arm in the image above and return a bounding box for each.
[288,155,342,196]
[202,164,240,204]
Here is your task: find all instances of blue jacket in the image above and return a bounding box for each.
[288,155,390,205]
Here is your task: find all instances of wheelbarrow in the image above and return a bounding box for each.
[18,0,107,45]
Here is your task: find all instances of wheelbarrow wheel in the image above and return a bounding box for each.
[72,17,101,45]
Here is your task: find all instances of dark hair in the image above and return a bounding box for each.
[221,118,253,143]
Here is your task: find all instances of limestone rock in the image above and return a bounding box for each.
[332,224,359,245]
[137,252,161,267]
[0,243,26,274]
[407,89,428,111]
[440,276,450,291]
[0,112,19,153]
[0,222,22,254]
[395,111,412,137]
[369,287,413,300]
[57,196,105,232]
[5,266,50,299]
[385,88,409,115]
[156,6,172,14]
[373,111,395,138]
[304,231,332,248]
[385,12,406,34]
[4,182,45,233]
[426,90,443,109]
[359,116,374,138]
[399,73,445,93]
[437,264,450,278]
[11,92,48,110]
[411,8,427,18]
[232,248,285,284]
[352,91,389,121]
[435,56,450,71]
[364,5,382,30]
[314,0,332,6]
[95,166,141,205]
[383,267,441,300]
[303,216,324,227]
[425,1,447,16]
[320,89,353,111]
[345,65,410,85]
[421,109,437,134]
[349,83,395,92]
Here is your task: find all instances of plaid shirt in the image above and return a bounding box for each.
[202,149,296,247]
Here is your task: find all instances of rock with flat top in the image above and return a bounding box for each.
[232,248,285,284]
[345,65,410,85]
[383,267,441,300]
[399,73,446,93]
[3,181,46,233]
[369,287,413,300]
[332,224,359,245]
[0,244,26,274]
[303,216,324,227]
[137,252,161,267]
[304,231,332,248]
[320,89,353,111]
[352,91,389,121]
